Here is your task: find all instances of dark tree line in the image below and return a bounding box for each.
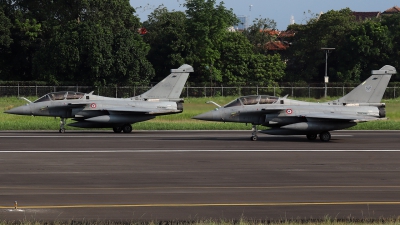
[142,0,285,86]
[0,0,153,86]
[284,8,400,83]
[0,0,399,87]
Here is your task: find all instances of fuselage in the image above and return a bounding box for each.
[194,95,384,134]
[6,91,183,128]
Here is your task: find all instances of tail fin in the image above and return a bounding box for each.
[335,65,396,104]
[134,64,193,101]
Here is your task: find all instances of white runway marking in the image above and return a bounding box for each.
[0,136,153,138]
[0,135,354,138]
[0,149,400,153]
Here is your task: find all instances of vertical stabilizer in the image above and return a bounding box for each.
[336,65,396,104]
[136,64,193,101]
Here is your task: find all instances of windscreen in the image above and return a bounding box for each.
[224,99,242,108]
[239,96,259,105]
[33,94,51,103]
[259,95,278,104]
[33,91,85,103]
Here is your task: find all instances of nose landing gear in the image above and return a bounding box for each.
[59,118,66,133]
[250,124,258,141]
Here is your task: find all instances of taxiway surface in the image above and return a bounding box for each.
[0,130,400,221]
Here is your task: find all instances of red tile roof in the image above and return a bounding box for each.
[352,12,380,21]
[382,6,400,14]
[265,41,290,51]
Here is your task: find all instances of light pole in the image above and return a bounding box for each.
[205,65,213,97]
[248,4,252,29]
[321,47,335,98]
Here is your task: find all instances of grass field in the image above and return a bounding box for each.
[1,96,400,131]
[1,218,400,225]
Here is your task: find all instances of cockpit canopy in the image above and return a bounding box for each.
[34,91,85,103]
[224,95,278,108]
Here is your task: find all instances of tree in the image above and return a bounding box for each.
[1,0,154,85]
[242,17,277,55]
[34,20,153,86]
[142,6,188,81]
[26,0,153,85]
[381,13,400,77]
[184,0,239,83]
[32,21,80,84]
[217,31,285,85]
[0,4,13,79]
[0,5,12,49]
[142,1,285,85]
[285,8,357,82]
[217,32,253,83]
[336,19,392,81]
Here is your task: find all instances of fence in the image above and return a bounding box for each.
[0,85,399,99]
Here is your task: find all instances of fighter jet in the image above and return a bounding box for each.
[6,64,193,133]
[193,65,396,142]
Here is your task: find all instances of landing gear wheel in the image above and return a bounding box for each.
[250,124,258,141]
[122,124,132,133]
[59,118,66,133]
[113,127,122,133]
[306,134,317,140]
[319,131,331,142]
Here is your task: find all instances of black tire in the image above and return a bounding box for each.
[122,124,132,133]
[113,127,122,133]
[59,128,65,133]
[319,131,331,142]
[251,135,258,141]
[306,134,317,140]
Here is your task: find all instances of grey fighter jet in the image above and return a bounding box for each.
[193,65,396,142]
[6,64,193,133]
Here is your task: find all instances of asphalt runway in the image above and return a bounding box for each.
[1,130,400,221]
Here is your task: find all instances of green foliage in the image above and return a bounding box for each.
[142,1,285,85]
[381,13,400,79]
[14,18,41,40]
[242,17,277,55]
[285,8,400,84]
[2,1,399,87]
[247,53,285,85]
[0,5,12,48]
[1,0,153,86]
[285,8,357,82]
[0,5,13,78]
[142,7,188,81]
[217,32,254,83]
[184,0,239,83]
[33,20,154,86]
[336,20,392,81]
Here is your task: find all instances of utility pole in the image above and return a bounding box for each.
[321,48,335,98]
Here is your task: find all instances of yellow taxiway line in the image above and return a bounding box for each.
[2,202,400,209]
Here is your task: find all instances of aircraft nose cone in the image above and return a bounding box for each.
[5,105,31,115]
[193,110,220,121]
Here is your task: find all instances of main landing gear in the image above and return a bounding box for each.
[306,131,331,142]
[113,124,132,133]
[306,134,317,140]
[250,124,258,141]
[319,131,331,142]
